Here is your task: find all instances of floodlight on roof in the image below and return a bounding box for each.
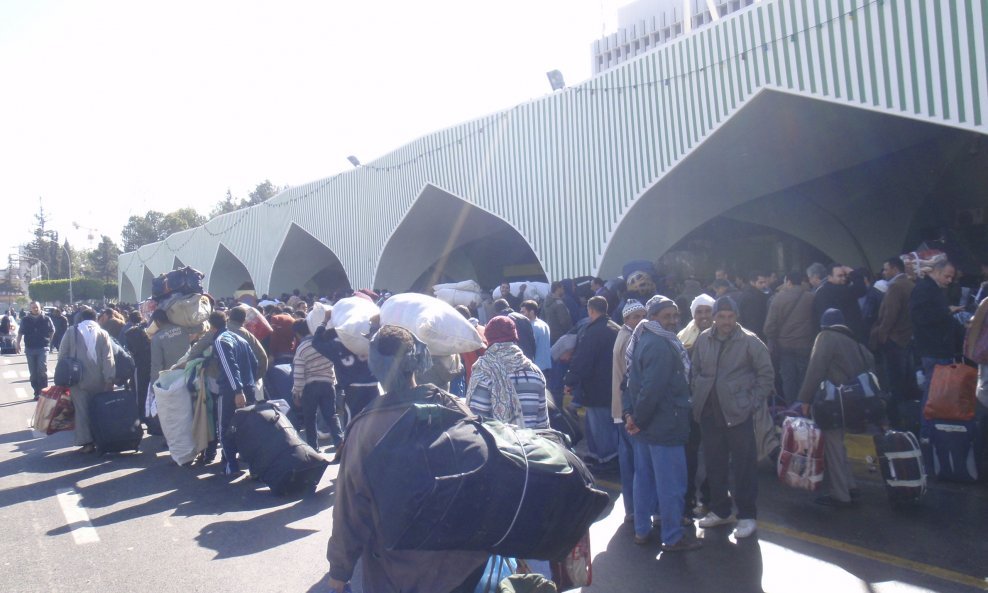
[347,155,361,167]
[546,70,565,91]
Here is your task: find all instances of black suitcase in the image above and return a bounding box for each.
[873,430,926,507]
[232,401,329,496]
[89,389,143,455]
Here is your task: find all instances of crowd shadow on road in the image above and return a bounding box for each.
[585,520,764,593]
[195,486,334,559]
[2,428,339,554]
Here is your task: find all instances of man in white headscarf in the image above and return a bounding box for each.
[677,294,715,351]
[57,307,116,453]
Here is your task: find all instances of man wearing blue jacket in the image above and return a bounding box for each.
[210,310,259,474]
[623,296,701,552]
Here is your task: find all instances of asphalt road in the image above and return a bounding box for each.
[1,351,986,593]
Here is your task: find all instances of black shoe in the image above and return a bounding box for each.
[661,536,703,552]
[814,495,854,509]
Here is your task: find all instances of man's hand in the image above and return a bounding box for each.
[801,403,810,417]
[104,383,115,392]
[293,393,302,407]
[625,416,640,436]
[234,391,247,409]
[326,577,348,593]
[563,385,572,396]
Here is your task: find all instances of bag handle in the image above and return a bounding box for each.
[492,423,530,549]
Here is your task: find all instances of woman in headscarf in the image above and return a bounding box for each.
[58,307,116,453]
[465,315,548,429]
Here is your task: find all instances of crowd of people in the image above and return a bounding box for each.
[3,253,988,593]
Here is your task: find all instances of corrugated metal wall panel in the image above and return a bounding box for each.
[120,0,987,300]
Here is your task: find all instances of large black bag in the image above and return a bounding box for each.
[364,403,609,561]
[88,389,143,455]
[232,401,329,496]
[873,430,926,506]
[152,266,205,300]
[812,371,886,432]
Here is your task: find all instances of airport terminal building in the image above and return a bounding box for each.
[119,0,988,301]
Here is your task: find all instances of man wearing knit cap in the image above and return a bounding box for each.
[565,295,621,466]
[690,295,774,539]
[796,308,874,507]
[622,295,700,551]
[466,315,548,429]
[612,299,647,522]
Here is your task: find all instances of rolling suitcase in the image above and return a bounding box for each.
[88,389,143,455]
[1,335,17,355]
[930,420,981,482]
[873,430,926,506]
[232,401,329,496]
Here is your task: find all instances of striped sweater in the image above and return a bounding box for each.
[292,337,336,397]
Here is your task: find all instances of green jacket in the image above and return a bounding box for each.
[690,325,774,426]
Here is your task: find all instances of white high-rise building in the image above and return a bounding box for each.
[592,0,760,75]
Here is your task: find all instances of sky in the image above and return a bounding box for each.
[0,0,625,256]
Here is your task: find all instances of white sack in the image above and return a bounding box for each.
[332,297,380,358]
[306,301,333,335]
[379,293,484,356]
[433,280,482,293]
[434,288,484,308]
[153,369,198,466]
[492,281,551,302]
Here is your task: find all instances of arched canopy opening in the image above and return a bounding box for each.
[373,185,547,293]
[140,267,154,302]
[173,257,186,270]
[119,274,138,304]
[598,90,974,280]
[268,224,351,299]
[207,244,255,300]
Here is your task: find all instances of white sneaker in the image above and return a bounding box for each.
[697,511,737,528]
[733,519,757,539]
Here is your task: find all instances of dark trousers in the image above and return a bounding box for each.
[882,341,915,428]
[777,348,810,405]
[685,418,709,512]
[218,385,256,462]
[701,415,758,520]
[301,381,342,448]
[25,347,49,395]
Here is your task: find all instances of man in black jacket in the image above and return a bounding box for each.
[565,296,620,464]
[493,298,536,360]
[17,302,54,398]
[812,264,867,341]
[911,260,964,440]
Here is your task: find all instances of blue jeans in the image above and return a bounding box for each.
[584,406,618,462]
[302,381,343,448]
[633,440,687,545]
[920,357,953,441]
[617,425,636,516]
[24,347,49,395]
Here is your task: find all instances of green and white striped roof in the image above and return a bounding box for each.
[119,0,987,301]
